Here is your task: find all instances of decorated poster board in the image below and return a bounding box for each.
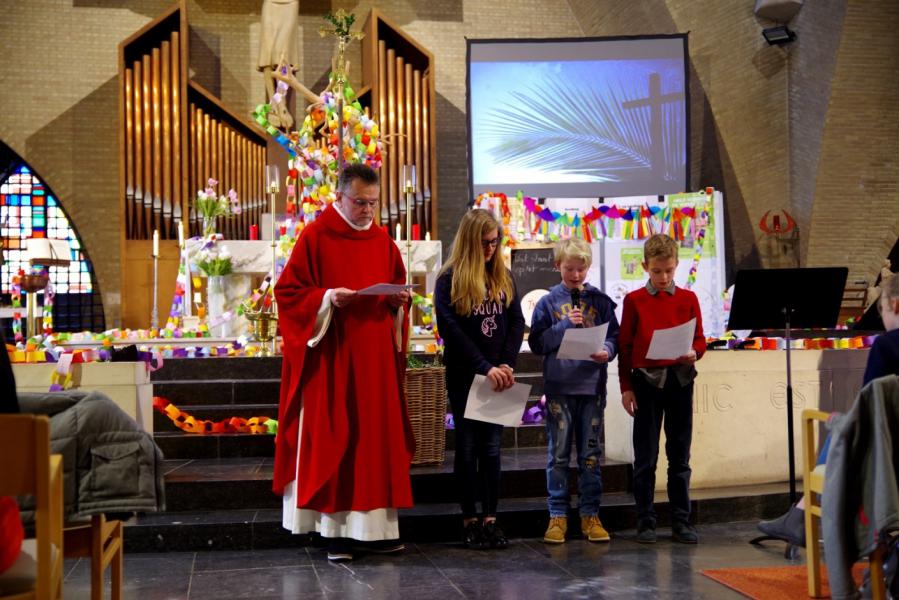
[603,191,725,336]
[489,190,726,335]
[510,247,557,325]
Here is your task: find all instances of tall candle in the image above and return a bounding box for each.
[395,223,402,243]
[177,221,184,248]
[425,231,431,242]
[152,230,159,257]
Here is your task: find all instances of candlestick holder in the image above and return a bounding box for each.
[151,253,159,330]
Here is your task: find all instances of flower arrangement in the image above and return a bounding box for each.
[194,237,233,277]
[196,179,240,236]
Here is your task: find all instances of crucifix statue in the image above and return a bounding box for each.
[257,0,319,129]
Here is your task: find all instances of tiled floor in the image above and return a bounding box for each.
[63,520,803,599]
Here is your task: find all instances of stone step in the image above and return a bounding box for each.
[152,380,282,407]
[160,450,631,512]
[151,357,282,381]
[154,420,553,459]
[151,372,544,407]
[124,483,791,552]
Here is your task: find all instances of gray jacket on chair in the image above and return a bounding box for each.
[822,375,899,600]
[17,390,165,520]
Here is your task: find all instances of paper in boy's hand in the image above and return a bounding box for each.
[463,374,532,427]
[556,322,609,361]
[356,283,418,295]
[645,318,696,360]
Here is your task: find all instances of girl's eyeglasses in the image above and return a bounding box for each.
[481,236,501,249]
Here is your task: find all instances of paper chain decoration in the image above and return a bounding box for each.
[153,396,277,435]
[253,81,382,223]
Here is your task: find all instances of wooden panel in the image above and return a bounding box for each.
[121,242,181,329]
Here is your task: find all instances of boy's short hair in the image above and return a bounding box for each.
[554,237,592,267]
[643,234,679,263]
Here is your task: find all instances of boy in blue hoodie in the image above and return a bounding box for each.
[529,238,620,544]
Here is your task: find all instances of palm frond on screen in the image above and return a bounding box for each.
[479,73,681,182]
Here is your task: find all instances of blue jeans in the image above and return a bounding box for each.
[545,394,606,517]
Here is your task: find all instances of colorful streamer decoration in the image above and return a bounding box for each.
[473,190,715,246]
[153,396,277,435]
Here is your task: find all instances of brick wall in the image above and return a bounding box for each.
[1,0,896,327]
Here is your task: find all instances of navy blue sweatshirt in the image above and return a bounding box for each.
[864,328,899,385]
[528,282,619,396]
[435,268,526,394]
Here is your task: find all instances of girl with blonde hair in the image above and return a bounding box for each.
[435,208,525,550]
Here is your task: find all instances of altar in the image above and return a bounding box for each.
[603,348,869,490]
[188,237,442,338]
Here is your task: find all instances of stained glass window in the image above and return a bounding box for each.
[1,164,105,332]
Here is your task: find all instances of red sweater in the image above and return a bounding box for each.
[618,286,706,392]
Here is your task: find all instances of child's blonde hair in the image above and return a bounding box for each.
[554,237,592,267]
[440,209,515,316]
[643,233,679,263]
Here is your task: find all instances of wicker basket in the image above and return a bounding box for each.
[404,366,447,465]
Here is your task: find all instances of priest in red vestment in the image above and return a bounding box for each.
[273,163,415,562]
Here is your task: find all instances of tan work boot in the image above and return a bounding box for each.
[543,516,567,544]
[581,515,611,542]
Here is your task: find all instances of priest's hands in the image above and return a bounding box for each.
[387,290,411,309]
[331,288,357,308]
[487,365,515,391]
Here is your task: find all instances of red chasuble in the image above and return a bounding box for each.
[273,205,415,513]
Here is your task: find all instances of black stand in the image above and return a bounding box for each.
[727,268,847,558]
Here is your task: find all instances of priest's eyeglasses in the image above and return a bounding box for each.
[348,196,378,209]
[481,236,502,249]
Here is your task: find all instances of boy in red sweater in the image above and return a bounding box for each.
[619,234,706,544]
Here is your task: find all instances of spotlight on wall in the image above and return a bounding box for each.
[762,25,796,45]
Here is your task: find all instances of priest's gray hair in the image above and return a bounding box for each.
[338,163,379,195]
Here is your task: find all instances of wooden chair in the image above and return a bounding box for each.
[802,409,886,599]
[63,514,123,600]
[0,415,63,600]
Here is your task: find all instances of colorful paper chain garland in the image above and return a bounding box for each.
[153,396,277,435]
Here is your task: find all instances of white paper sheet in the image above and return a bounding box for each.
[356,283,417,295]
[556,322,609,361]
[463,374,532,427]
[645,318,696,360]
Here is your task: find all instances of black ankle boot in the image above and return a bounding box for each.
[483,520,508,550]
[463,520,487,549]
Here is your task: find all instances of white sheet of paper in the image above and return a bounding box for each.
[556,322,609,361]
[356,283,417,295]
[463,375,532,427]
[645,318,696,360]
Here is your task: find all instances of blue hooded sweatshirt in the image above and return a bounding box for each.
[528,282,619,397]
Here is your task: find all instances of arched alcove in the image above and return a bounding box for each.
[1,156,105,333]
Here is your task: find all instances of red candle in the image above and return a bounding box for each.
[280,225,287,236]
[249,224,259,240]
[412,224,420,241]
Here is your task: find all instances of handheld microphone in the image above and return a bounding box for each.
[571,288,582,327]
[570,288,580,309]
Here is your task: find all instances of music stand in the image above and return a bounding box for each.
[728,267,847,554]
